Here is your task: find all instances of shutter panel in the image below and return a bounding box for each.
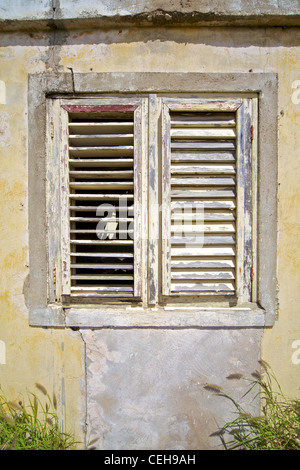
[162,102,240,297]
[61,104,143,300]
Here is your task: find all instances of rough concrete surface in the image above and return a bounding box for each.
[82,328,263,449]
[1,0,300,29]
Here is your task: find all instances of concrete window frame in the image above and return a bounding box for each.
[28,72,278,328]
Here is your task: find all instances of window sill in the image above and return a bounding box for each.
[29,304,274,328]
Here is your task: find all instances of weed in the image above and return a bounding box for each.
[207,361,300,450]
[0,383,78,450]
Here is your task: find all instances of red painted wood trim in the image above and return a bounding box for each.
[62,105,138,113]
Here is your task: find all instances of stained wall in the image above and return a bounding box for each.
[0,4,299,449]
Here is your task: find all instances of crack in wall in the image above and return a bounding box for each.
[78,328,88,448]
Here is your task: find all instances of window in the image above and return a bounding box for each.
[28,73,277,327]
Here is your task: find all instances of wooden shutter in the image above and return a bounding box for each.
[60,102,143,300]
[162,100,245,298]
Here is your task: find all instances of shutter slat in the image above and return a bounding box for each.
[69,158,134,167]
[171,235,235,245]
[171,223,235,233]
[171,211,236,221]
[69,146,134,157]
[70,170,133,179]
[171,247,236,256]
[171,189,236,198]
[171,282,235,292]
[70,194,134,200]
[71,286,133,292]
[171,271,234,280]
[171,152,235,162]
[69,134,133,145]
[171,165,235,175]
[70,252,133,258]
[70,217,133,222]
[171,177,235,186]
[171,128,236,139]
[71,275,134,280]
[172,200,236,210]
[68,122,133,133]
[171,114,235,128]
[71,239,134,245]
[171,141,235,150]
[171,259,235,269]
[71,263,133,269]
[70,182,134,190]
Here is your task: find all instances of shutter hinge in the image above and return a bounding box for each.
[53,267,56,284]
[50,121,54,139]
[251,266,254,282]
[251,125,254,142]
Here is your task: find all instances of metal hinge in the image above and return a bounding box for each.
[50,121,54,139]
[251,266,254,282]
[251,125,254,142]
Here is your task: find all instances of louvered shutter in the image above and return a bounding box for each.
[162,99,252,300]
[60,102,144,300]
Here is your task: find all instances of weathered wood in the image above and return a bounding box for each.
[171,246,235,257]
[171,271,235,280]
[171,141,235,150]
[148,94,161,303]
[171,164,236,174]
[70,252,134,258]
[68,122,133,133]
[172,200,236,210]
[69,134,134,145]
[60,104,71,296]
[171,259,235,268]
[71,263,134,269]
[71,286,133,292]
[69,158,134,167]
[69,194,134,200]
[165,100,242,112]
[171,177,235,186]
[171,114,235,128]
[171,128,236,139]
[171,211,236,221]
[69,170,134,179]
[171,235,235,245]
[171,223,235,233]
[171,151,235,162]
[69,181,134,190]
[235,99,253,303]
[71,275,134,280]
[69,146,134,157]
[161,101,172,296]
[70,239,134,245]
[62,104,138,112]
[171,282,235,292]
[171,189,236,198]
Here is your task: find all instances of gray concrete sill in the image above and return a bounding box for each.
[29,304,274,329]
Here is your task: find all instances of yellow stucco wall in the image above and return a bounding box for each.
[0,26,299,443]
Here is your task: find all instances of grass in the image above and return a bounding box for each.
[206,361,300,450]
[0,383,77,450]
